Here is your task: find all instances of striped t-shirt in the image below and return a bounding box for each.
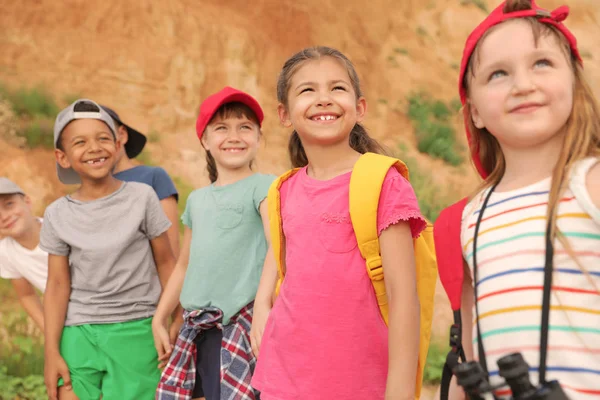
[461,157,600,399]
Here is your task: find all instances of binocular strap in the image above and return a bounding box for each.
[472,183,555,386]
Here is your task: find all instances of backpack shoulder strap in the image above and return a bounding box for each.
[267,168,302,296]
[349,152,408,325]
[349,153,438,399]
[434,198,469,400]
[433,198,469,311]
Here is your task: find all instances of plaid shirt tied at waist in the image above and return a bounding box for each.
[156,302,258,400]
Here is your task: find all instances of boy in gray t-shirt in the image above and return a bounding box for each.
[40,99,177,400]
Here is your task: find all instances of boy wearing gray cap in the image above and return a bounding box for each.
[40,99,177,400]
[0,178,46,330]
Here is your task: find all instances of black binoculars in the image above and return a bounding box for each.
[453,353,570,400]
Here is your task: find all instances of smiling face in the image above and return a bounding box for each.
[200,110,261,174]
[467,19,574,151]
[55,119,120,183]
[0,194,35,239]
[278,56,366,147]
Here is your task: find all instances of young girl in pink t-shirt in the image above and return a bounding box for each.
[250,46,426,400]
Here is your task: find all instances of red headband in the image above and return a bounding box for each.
[196,87,264,140]
[458,0,582,178]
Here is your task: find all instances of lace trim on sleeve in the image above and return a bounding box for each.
[378,210,427,238]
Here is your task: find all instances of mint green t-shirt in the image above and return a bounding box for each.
[180,173,275,324]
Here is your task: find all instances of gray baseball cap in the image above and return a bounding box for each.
[53,99,117,185]
[0,178,25,196]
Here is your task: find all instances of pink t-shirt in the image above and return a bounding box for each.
[252,166,426,400]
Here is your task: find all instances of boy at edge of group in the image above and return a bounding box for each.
[40,99,178,400]
[0,178,46,330]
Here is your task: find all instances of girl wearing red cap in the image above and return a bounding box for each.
[152,87,275,400]
[250,47,426,400]
[440,0,600,398]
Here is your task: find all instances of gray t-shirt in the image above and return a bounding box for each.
[40,181,171,326]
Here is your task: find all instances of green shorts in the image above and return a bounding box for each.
[58,317,160,400]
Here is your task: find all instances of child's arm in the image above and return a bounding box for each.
[448,261,475,400]
[150,230,184,344]
[250,200,277,358]
[11,278,44,330]
[152,167,181,259]
[379,221,419,400]
[151,231,177,291]
[43,254,73,399]
[160,196,180,259]
[143,187,183,345]
[152,227,192,367]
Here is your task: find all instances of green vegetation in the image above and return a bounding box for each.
[173,176,195,233]
[423,340,447,385]
[407,92,463,166]
[580,49,593,60]
[2,86,58,118]
[396,148,453,221]
[18,117,54,149]
[417,26,428,37]
[0,369,45,400]
[0,83,60,150]
[386,55,400,68]
[136,149,157,167]
[0,313,44,377]
[460,0,489,13]
[450,98,463,113]
[387,48,408,68]
[0,283,44,378]
[147,129,161,143]
[0,280,45,399]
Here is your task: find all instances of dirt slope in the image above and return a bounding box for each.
[2,0,599,188]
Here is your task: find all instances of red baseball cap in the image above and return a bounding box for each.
[195,87,264,140]
[458,0,582,178]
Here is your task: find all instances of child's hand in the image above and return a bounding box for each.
[250,304,271,358]
[169,316,183,346]
[44,352,72,400]
[152,318,173,369]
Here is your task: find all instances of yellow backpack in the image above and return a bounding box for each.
[267,152,438,399]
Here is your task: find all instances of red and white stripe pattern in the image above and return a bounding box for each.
[156,303,258,400]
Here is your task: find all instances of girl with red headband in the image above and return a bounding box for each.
[436,0,600,399]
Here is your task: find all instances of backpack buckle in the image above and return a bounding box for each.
[449,324,461,348]
[366,256,384,280]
